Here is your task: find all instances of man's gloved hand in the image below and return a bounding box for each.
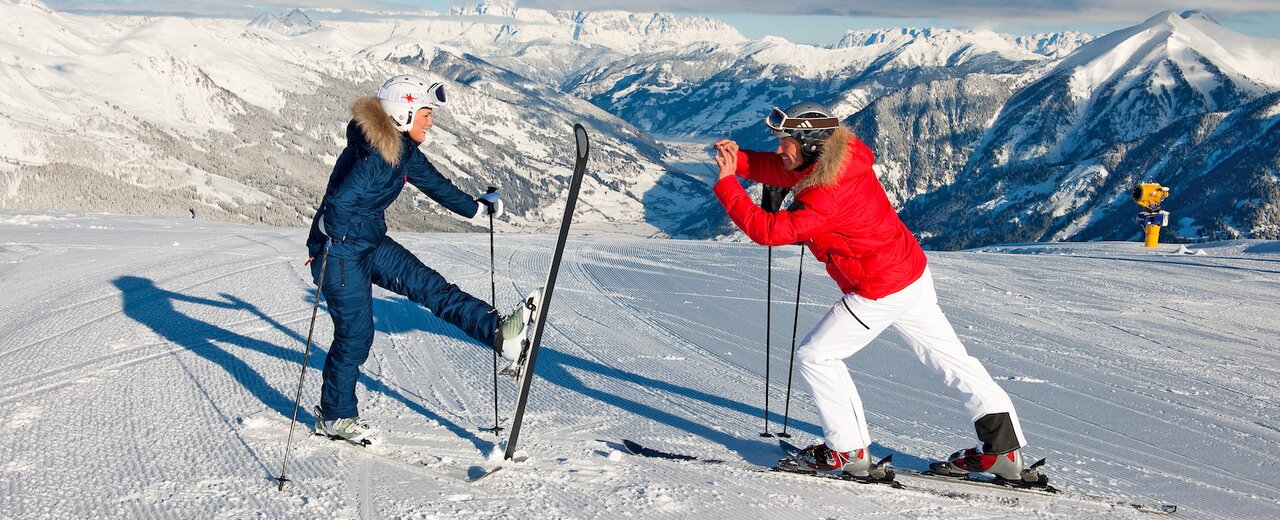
[475,190,504,219]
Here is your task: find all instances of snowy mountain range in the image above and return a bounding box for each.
[1,1,1277,247]
[897,11,1280,249]
[0,0,709,236]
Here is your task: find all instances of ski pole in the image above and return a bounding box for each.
[483,186,503,435]
[276,239,331,492]
[757,185,788,439]
[761,245,774,438]
[779,249,804,438]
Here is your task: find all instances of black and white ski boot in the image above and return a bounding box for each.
[497,287,544,378]
[313,406,380,446]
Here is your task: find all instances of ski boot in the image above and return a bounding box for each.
[313,406,380,446]
[929,446,1050,488]
[779,443,895,484]
[497,287,544,378]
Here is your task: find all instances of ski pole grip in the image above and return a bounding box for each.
[477,187,499,210]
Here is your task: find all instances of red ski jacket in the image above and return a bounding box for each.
[714,127,927,299]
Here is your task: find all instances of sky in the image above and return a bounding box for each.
[47,1,1280,44]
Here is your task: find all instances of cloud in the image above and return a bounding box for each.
[518,0,1280,24]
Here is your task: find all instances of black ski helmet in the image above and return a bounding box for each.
[764,102,839,159]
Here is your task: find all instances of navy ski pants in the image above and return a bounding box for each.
[312,236,498,420]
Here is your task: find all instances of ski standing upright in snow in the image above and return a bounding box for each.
[500,123,591,463]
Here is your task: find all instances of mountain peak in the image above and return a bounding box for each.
[247,8,318,36]
[1135,9,1224,32]
[450,1,518,18]
[1059,7,1280,90]
[1180,9,1221,25]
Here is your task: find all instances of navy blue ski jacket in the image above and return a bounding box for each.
[307,96,479,260]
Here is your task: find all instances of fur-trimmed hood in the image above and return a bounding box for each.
[793,126,856,194]
[351,96,405,167]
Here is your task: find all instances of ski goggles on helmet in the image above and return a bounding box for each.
[376,81,447,107]
[425,82,446,105]
[764,107,839,135]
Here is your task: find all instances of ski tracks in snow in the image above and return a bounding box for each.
[2,214,1278,518]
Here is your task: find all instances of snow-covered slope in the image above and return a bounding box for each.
[3,210,1277,518]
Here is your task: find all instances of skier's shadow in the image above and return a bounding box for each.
[372,295,826,466]
[113,276,299,418]
[534,348,819,466]
[534,345,945,469]
[111,276,494,454]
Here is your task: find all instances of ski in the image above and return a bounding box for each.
[502,123,591,461]
[620,438,1176,515]
[623,439,902,486]
[788,439,1177,515]
[622,439,758,469]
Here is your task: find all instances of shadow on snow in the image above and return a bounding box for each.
[112,275,834,468]
[110,276,498,460]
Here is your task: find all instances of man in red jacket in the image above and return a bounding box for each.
[713,102,1029,482]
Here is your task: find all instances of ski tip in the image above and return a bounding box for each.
[467,465,503,483]
[573,124,589,157]
[621,439,643,455]
[777,438,802,455]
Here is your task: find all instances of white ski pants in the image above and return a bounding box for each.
[796,267,1026,453]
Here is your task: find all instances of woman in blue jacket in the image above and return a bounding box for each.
[305,75,539,444]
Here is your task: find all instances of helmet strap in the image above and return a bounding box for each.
[794,156,816,172]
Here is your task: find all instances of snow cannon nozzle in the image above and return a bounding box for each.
[1131,182,1169,211]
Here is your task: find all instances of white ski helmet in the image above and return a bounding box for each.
[376,74,447,132]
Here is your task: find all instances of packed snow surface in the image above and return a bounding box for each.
[1,211,1277,518]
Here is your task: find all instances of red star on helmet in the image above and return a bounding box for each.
[403,94,416,102]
